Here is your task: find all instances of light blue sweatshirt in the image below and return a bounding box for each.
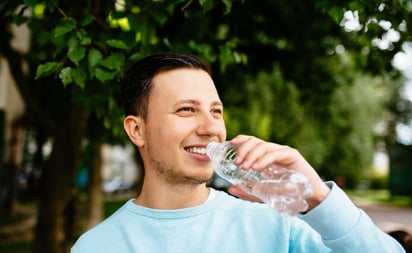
[72,182,404,252]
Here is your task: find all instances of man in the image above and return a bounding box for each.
[72,52,404,252]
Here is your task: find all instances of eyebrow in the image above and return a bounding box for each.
[173,99,223,107]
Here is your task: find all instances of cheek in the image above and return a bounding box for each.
[155,118,193,141]
[218,121,227,140]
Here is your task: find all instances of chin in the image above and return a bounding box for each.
[191,172,214,184]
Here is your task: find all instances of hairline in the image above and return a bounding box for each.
[141,66,211,121]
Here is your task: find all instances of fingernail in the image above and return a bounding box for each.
[240,161,249,169]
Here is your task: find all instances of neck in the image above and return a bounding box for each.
[134,177,210,210]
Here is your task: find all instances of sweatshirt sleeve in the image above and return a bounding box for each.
[298,181,405,252]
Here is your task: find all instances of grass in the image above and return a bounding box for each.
[0,202,36,253]
[0,240,31,253]
[346,189,412,207]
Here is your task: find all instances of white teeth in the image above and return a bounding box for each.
[186,147,207,155]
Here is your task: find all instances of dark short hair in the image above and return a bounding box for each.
[122,52,212,119]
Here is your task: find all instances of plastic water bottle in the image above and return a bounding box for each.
[206,141,313,216]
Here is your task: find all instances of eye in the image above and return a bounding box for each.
[211,108,222,114]
[177,107,194,112]
[176,106,195,116]
[211,107,223,117]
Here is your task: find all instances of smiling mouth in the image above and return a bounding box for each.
[185,147,207,155]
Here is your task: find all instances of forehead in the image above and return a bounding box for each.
[150,68,220,102]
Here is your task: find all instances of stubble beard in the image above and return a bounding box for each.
[149,157,210,186]
[145,138,212,186]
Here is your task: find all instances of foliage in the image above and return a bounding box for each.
[2,0,410,143]
[212,0,411,185]
[1,1,242,252]
[225,63,393,186]
[323,74,393,185]
[1,0,244,139]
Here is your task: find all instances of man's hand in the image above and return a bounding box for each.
[228,135,331,211]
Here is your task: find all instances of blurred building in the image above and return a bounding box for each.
[0,21,28,170]
[0,23,28,212]
[101,144,140,194]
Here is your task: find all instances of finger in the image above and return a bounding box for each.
[228,135,256,167]
[230,136,268,169]
[229,134,252,145]
[235,138,265,169]
[245,142,286,170]
[234,137,287,171]
[251,145,299,170]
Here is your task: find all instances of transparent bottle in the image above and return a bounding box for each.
[206,141,313,216]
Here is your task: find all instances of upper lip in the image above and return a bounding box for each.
[184,144,209,155]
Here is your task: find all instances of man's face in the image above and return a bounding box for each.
[141,68,226,185]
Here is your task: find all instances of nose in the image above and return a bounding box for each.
[196,112,224,137]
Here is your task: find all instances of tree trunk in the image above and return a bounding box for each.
[86,141,103,229]
[33,105,89,253]
[1,122,22,218]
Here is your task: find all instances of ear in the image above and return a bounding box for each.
[123,115,145,147]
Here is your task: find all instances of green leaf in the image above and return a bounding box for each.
[68,43,86,65]
[129,52,144,61]
[127,14,142,31]
[23,0,37,8]
[88,48,103,68]
[35,62,61,79]
[81,15,94,26]
[80,37,92,45]
[222,0,233,14]
[151,8,169,25]
[198,0,214,12]
[13,15,29,25]
[328,7,344,23]
[95,68,117,82]
[105,39,128,50]
[33,4,46,18]
[218,44,232,72]
[76,29,92,45]
[73,68,86,88]
[99,53,125,70]
[53,18,76,37]
[59,67,73,86]
[46,0,59,12]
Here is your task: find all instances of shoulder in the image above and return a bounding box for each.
[71,200,132,252]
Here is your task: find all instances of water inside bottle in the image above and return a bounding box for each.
[215,162,261,185]
[247,179,309,215]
